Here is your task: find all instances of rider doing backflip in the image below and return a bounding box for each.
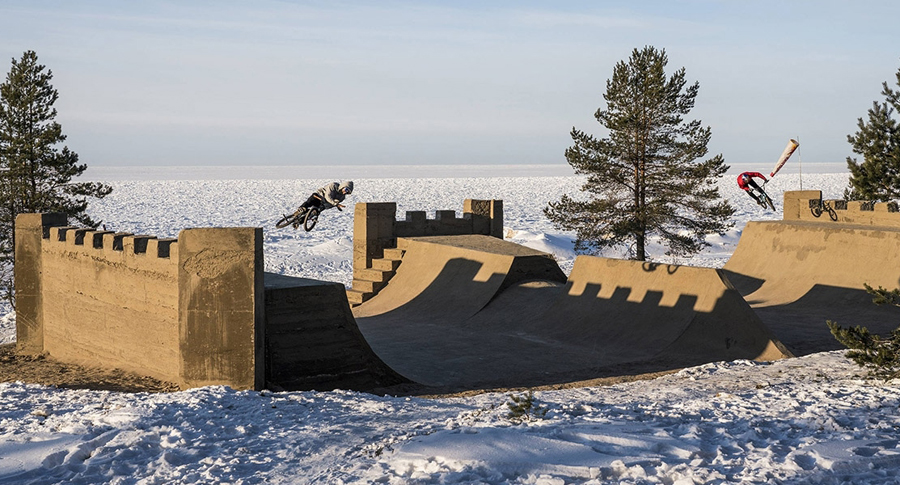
[737,172,768,207]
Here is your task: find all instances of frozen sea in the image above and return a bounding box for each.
[2,166,899,484]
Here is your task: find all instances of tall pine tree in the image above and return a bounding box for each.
[545,46,733,262]
[845,61,900,201]
[0,50,112,302]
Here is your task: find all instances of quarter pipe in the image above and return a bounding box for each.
[724,220,900,355]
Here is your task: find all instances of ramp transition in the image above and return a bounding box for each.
[353,235,788,390]
[724,220,900,355]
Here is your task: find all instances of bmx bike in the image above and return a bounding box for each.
[275,206,320,232]
[810,198,839,221]
[753,182,776,211]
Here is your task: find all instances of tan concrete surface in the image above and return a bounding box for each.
[723,220,900,355]
[354,235,787,390]
[178,227,263,390]
[263,273,408,391]
[39,224,181,384]
[353,235,567,320]
[14,213,67,355]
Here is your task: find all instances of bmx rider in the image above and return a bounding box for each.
[737,172,768,207]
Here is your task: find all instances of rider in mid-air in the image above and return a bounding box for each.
[293,181,354,227]
[737,172,768,207]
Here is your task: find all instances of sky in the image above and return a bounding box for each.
[0,1,898,170]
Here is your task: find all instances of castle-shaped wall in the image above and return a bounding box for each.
[15,213,405,392]
[782,190,900,227]
[15,213,264,390]
[349,199,502,304]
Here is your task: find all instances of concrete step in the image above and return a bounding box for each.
[354,268,392,283]
[352,279,386,294]
[382,248,406,260]
[371,257,402,271]
[346,289,372,305]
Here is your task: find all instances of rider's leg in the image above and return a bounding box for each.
[744,189,762,204]
[299,193,319,211]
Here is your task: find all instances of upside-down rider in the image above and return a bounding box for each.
[737,172,769,207]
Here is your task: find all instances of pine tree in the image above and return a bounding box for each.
[828,283,900,382]
[0,50,112,302]
[545,46,734,261]
[845,61,900,201]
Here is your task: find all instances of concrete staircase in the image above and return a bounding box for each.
[347,247,405,306]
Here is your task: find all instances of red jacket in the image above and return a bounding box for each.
[737,172,766,190]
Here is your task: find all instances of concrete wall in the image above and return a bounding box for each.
[15,214,264,390]
[15,213,405,392]
[40,226,181,383]
[350,199,503,306]
[783,190,900,227]
[14,213,67,355]
[353,199,502,276]
[178,228,264,390]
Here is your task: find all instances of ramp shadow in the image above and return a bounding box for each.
[745,283,900,356]
[358,258,784,393]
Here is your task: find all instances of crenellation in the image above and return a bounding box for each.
[85,230,112,248]
[102,232,133,251]
[124,235,154,255]
[72,228,90,246]
[784,191,900,228]
[405,211,426,224]
[49,226,79,242]
[846,201,866,211]
[435,210,456,220]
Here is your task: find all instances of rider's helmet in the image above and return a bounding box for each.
[340,181,354,195]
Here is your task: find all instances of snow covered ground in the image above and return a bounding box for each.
[3,170,899,484]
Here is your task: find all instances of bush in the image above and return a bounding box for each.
[506,389,548,422]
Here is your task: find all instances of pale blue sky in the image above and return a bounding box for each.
[1,1,898,170]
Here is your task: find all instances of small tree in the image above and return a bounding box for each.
[545,46,734,261]
[0,50,112,304]
[828,283,900,382]
[845,61,900,201]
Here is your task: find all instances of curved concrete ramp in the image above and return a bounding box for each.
[354,236,788,390]
[263,273,409,392]
[723,220,900,355]
[353,235,567,320]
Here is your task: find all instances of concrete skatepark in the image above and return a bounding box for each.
[14,191,900,393]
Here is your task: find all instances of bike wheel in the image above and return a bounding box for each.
[303,208,319,231]
[764,193,776,211]
[811,201,823,218]
[275,213,296,229]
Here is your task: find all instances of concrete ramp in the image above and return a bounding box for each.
[353,235,567,320]
[723,220,900,355]
[263,273,408,392]
[354,235,788,390]
[464,257,787,372]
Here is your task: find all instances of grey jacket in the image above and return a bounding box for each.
[315,181,352,209]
